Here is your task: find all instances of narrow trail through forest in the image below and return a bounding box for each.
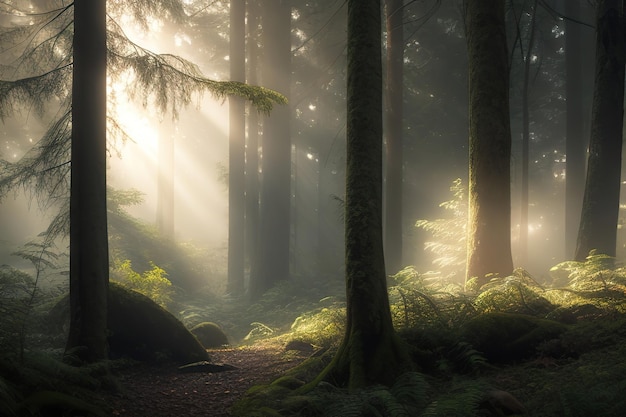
[105,345,310,417]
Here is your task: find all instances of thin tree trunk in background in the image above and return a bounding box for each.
[384,0,404,275]
[519,0,537,267]
[565,0,589,259]
[227,0,246,295]
[249,0,292,299]
[575,0,625,261]
[66,0,109,363]
[309,0,412,389]
[245,0,260,287]
[156,122,175,240]
[464,0,514,287]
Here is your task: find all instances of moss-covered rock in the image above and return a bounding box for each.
[46,283,209,363]
[190,322,229,348]
[108,282,209,363]
[460,312,567,363]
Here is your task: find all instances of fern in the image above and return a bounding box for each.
[244,322,276,341]
[390,372,430,410]
[308,372,430,417]
[421,380,487,417]
[473,273,553,315]
[415,178,467,283]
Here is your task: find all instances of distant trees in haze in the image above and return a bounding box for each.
[0,0,284,362]
[249,0,293,300]
[227,0,246,295]
[3,0,626,368]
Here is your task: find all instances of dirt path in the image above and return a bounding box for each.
[106,345,309,417]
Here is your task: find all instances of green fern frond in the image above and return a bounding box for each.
[422,380,486,417]
[390,372,429,410]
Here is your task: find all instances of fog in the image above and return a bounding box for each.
[0,0,619,291]
[107,100,230,248]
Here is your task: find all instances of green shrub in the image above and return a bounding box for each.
[111,259,173,307]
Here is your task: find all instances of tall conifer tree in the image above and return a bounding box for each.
[464,0,514,286]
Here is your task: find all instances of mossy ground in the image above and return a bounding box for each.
[4,247,626,416]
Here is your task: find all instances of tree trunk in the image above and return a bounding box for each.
[565,0,590,259]
[519,0,537,267]
[65,0,109,363]
[384,0,405,275]
[313,0,412,389]
[249,0,292,299]
[575,0,625,261]
[227,0,246,295]
[245,0,260,288]
[464,0,514,287]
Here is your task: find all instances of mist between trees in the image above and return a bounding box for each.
[1,0,626,416]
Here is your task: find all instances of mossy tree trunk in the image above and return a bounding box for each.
[314,0,412,389]
[227,0,246,295]
[464,0,514,287]
[383,0,405,275]
[575,0,625,261]
[65,0,109,362]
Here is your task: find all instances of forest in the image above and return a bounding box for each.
[1,0,626,416]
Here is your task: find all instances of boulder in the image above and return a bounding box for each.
[48,283,209,364]
[108,282,209,363]
[190,322,229,348]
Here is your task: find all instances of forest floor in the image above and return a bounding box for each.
[103,342,310,417]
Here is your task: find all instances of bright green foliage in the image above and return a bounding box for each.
[547,251,626,311]
[111,259,172,307]
[473,268,554,315]
[289,305,346,347]
[415,179,467,283]
[387,266,473,330]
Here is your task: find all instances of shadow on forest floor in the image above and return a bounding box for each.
[4,252,626,416]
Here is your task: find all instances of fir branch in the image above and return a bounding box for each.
[106,20,286,115]
[0,110,71,205]
[0,4,73,78]
[0,65,72,119]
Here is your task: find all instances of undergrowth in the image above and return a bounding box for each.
[229,250,626,417]
[4,182,626,416]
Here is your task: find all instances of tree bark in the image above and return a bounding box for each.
[384,0,405,275]
[249,0,292,299]
[575,0,625,261]
[464,0,514,287]
[312,0,412,389]
[65,0,109,362]
[565,0,590,259]
[227,0,246,295]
